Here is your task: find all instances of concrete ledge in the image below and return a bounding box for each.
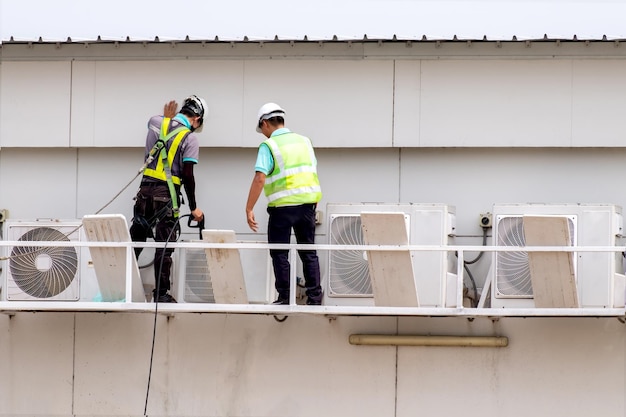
[0,301,624,319]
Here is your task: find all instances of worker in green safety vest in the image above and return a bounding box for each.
[246,102,323,306]
[130,96,206,303]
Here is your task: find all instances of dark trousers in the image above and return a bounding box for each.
[267,203,322,302]
[129,182,179,296]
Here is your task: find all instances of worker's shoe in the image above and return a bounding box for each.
[306,289,323,305]
[272,297,289,305]
[154,292,177,303]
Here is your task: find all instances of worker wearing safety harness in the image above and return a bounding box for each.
[130,96,206,303]
[246,103,323,305]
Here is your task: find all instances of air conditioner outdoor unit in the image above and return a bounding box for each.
[324,203,457,307]
[1,219,100,301]
[490,203,625,308]
[174,246,215,303]
[172,239,276,304]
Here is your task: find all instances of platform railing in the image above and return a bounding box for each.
[0,239,625,317]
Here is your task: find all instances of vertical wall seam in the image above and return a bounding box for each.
[69,59,73,147]
[418,59,422,148]
[570,59,574,147]
[393,60,402,203]
[241,60,246,147]
[70,59,80,218]
[392,59,396,148]
[394,316,399,417]
[71,313,76,416]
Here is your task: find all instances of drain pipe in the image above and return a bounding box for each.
[349,334,508,347]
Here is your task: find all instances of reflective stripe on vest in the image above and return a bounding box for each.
[263,133,322,207]
[143,119,189,185]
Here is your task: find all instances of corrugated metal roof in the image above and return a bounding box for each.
[2,34,625,45]
[2,0,626,44]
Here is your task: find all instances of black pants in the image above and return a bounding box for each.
[267,203,322,303]
[129,182,179,296]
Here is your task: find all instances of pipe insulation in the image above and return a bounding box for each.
[349,334,509,347]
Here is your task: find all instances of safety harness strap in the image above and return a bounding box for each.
[160,142,180,217]
[143,117,189,218]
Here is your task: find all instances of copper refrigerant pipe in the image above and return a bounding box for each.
[349,334,509,347]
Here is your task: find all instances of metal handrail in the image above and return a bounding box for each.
[0,239,624,317]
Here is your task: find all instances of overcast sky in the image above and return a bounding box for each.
[1,0,625,42]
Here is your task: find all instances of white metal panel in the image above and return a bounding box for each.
[6,146,626,245]
[242,60,394,148]
[0,149,79,219]
[70,60,244,147]
[6,55,626,151]
[572,59,626,147]
[316,149,401,217]
[69,61,97,147]
[420,59,573,147]
[75,148,141,218]
[198,148,271,234]
[0,61,71,147]
[393,60,421,147]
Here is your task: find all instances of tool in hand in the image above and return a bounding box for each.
[187,215,205,240]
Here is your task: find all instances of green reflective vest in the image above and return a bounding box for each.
[143,117,189,185]
[142,117,190,217]
[263,132,322,207]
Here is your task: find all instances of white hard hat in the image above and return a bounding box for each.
[256,102,285,133]
[181,95,207,119]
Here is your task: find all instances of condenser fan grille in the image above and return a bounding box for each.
[8,227,79,299]
[495,216,576,298]
[328,215,372,296]
[495,217,532,296]
[184,249,215,303]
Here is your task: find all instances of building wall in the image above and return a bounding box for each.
[2,42,626,150]
[1,41,626,416]
[0,312,623,417]
[3,145,626,296]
